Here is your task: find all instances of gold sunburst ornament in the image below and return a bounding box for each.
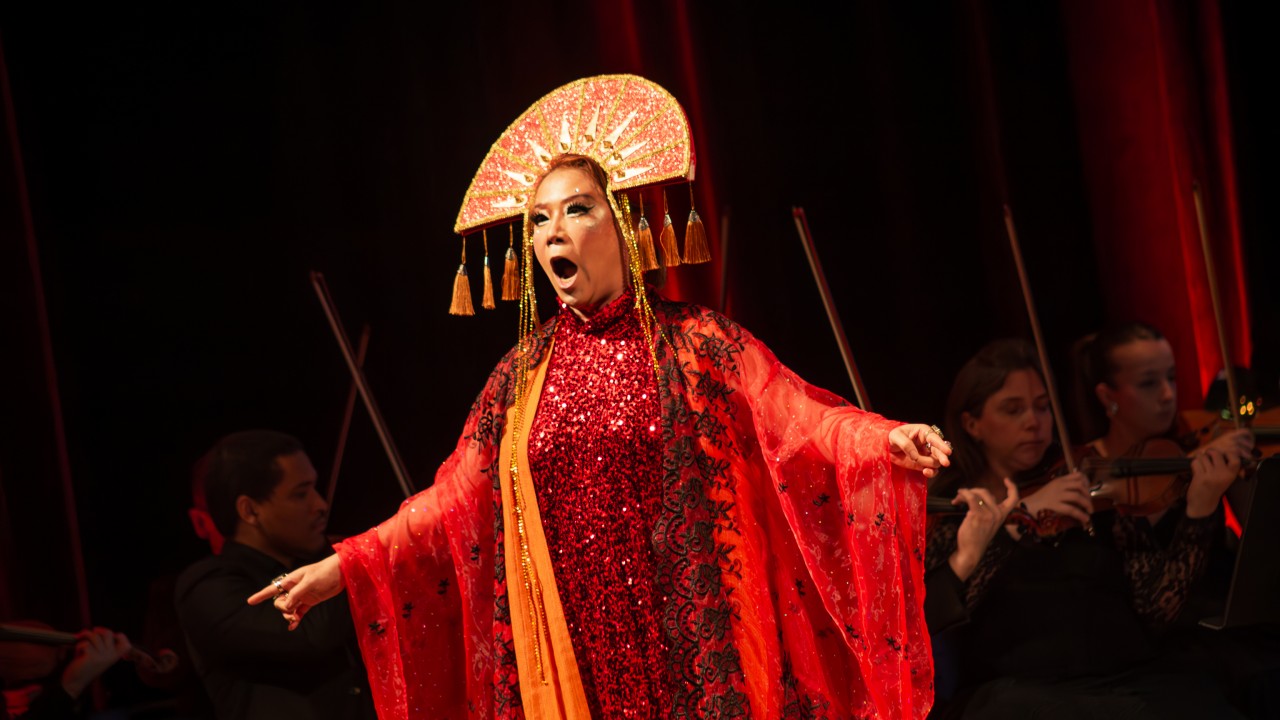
[454,74,695,234]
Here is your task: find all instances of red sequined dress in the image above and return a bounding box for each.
[335,291,932,719]
[527,293,668,716]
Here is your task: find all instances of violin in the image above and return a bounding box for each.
[0,621,179,677]
[0,620,62,683]
[1250,406,1280,458]
[1079,438,1197,516]
[927,438,1253,538]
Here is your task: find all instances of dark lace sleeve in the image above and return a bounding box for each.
[924,518,966,632]
[923,515,1018,631]
[1114,506,1220,632]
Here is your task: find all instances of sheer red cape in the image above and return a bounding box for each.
[335,299,933,718]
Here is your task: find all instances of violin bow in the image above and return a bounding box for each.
[0,623,175,673]
[327,322,371,507]
[1002,205,1078,474]
[310,271,416,499]
[792,206,872,412]
[1191,181,1242,429]
[0,623,78,645]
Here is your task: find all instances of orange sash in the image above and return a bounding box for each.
[498,348,592,718]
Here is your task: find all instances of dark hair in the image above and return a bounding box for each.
[1074,321,1165,439]
[936,339,1044,492]
[1083,321,1165,389]
[202,430,304,538]
[536,153,611,198]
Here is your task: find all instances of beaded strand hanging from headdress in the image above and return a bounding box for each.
[448,73,706,682]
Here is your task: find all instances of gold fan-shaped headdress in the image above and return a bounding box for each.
[447,74,709,322]
[454,74,695,234]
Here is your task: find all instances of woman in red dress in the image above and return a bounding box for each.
[251,76,949,719]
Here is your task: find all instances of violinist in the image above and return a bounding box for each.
[1075,322,1250,618]
[173,430,374,720]
[925,338,1245,719]
[1079,322,1280,718]
[0,626,134,720]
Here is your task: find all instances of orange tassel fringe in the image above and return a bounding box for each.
[449,236,474,316]
[502,224,519,301]
[659,195,681,268]
[481,230,495,310]
[638,216,660,271]
[682,208,711,264]
[636,194,659,271]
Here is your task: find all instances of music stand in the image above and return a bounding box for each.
[1200,458,1280,630]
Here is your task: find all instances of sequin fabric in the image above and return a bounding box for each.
[527,291,668,717]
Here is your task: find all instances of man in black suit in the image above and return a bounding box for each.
[175,430,373,720]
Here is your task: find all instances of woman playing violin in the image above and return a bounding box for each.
[1076,322,1250,622]
[924,338,1244,719]
[1080,321,1280,719]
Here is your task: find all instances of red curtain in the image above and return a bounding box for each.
[591,0,722,310]
[1061,0,1250,408]
[1,33,90,629]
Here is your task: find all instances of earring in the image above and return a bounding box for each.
[1108,402,1119,416]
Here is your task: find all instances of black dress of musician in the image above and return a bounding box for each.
[923,338,1245,719]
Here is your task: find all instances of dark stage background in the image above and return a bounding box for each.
[1,0,1275,709]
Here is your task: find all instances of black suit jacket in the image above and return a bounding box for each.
[174,542,374,720]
